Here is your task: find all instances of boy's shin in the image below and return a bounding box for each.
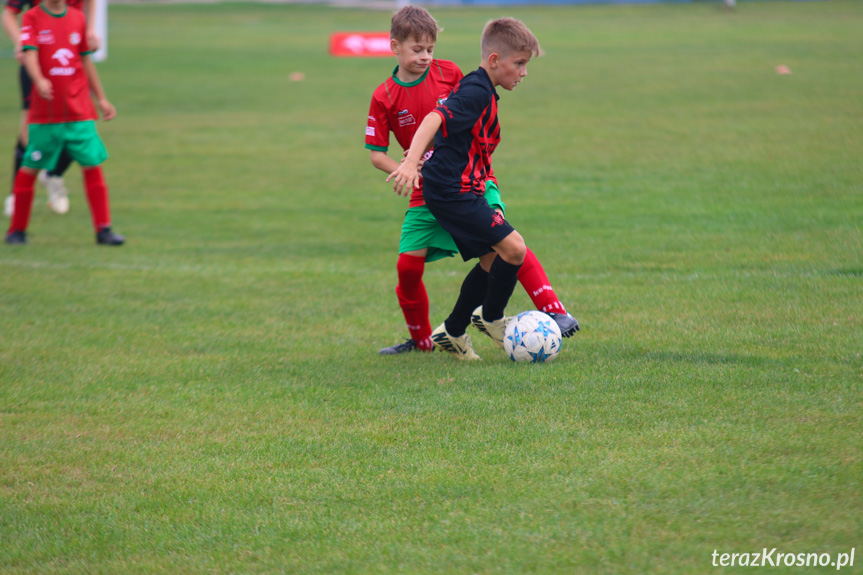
[83,166,111,230]
[9,170,37,233]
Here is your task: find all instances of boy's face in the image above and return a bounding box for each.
[490,50,532,91]
[391,35,436,81]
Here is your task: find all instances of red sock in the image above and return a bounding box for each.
[396,253,433,349]
[9,170,37,234]
[518,248,567,314]
[83,166,111,230]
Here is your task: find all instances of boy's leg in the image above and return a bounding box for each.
[380,251,434,354]
[42,149,73,215]
[471,233,525,349]
[484,181,578,335]
[48,149,74,178]
[443,262,489,337]
[82,166,123,245]
[381,207,459,355]
[83,166,110,230]
[6,167,37,243]
[519,248,565,314]
[518,248,580,337]
[66,122,122,245]
[5,139,26,218]
[432,262,487,361]
[8,69,30,218]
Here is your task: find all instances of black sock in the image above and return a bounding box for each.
[444,263,489,337]
[48,148,73,177]
[483,257,522,322]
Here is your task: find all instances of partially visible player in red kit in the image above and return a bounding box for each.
[5,0,124,246]
[367,5,577,355]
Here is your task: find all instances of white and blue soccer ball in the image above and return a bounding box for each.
[504,311,562,363]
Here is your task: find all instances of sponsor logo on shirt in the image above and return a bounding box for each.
[52,48,75,66]
[397,109,415,127]
[366,126,375,137]
[49,48,76,76]
[38,30,55,45]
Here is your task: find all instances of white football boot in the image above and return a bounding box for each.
[470,306,512,350]
[41,171,69,214]
[431,323,481,361]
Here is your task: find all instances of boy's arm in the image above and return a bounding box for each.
[386,112,442,196]
[1,7,23,63]
[81,0,100,52]
[370,150,400,176]
[82,54,115,120]
[23,48,52,100]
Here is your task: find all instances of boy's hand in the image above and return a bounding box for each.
[387,162,420,197]
[98,98,116,121]
[35,78,53,100]
[402,149,427,171]
[87,30,101,52]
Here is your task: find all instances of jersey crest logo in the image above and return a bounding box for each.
[491,212,506,228]
[70,32,81,46]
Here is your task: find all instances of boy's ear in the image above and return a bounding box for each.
[390,38,399,55]
[488,53,500,69]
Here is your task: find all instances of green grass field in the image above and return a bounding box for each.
[1,1,861,573]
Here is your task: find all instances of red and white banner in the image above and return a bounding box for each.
[329,32,392,57]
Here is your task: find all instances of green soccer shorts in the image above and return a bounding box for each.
[23,121,108,170]
[398,180,508,263]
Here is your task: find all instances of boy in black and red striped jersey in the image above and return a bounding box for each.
[367,6,578,358]
[5,0,123,245]
[2,0,95,217]
[389,17,550,360]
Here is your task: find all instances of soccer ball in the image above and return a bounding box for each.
[503,311,562,363]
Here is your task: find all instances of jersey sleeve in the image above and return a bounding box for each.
[433,81,488,139]
[78,13,92,55]
[19,9,35,50]
[4,0,25,14]
[365,89,391,152]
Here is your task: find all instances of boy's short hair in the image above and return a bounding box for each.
[391,5,441,44]
[481,17,543,59]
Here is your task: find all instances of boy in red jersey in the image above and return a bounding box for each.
[367,6,577,357]
[389,17,546,360]
[5,0,123,245]
[2,0,95,217]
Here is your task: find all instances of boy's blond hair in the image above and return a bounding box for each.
[390,5,442,44]
[481,17,542,59]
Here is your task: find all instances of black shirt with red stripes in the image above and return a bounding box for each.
[422,67,500,196]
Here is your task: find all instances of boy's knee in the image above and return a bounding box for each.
[497,231,526,265]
